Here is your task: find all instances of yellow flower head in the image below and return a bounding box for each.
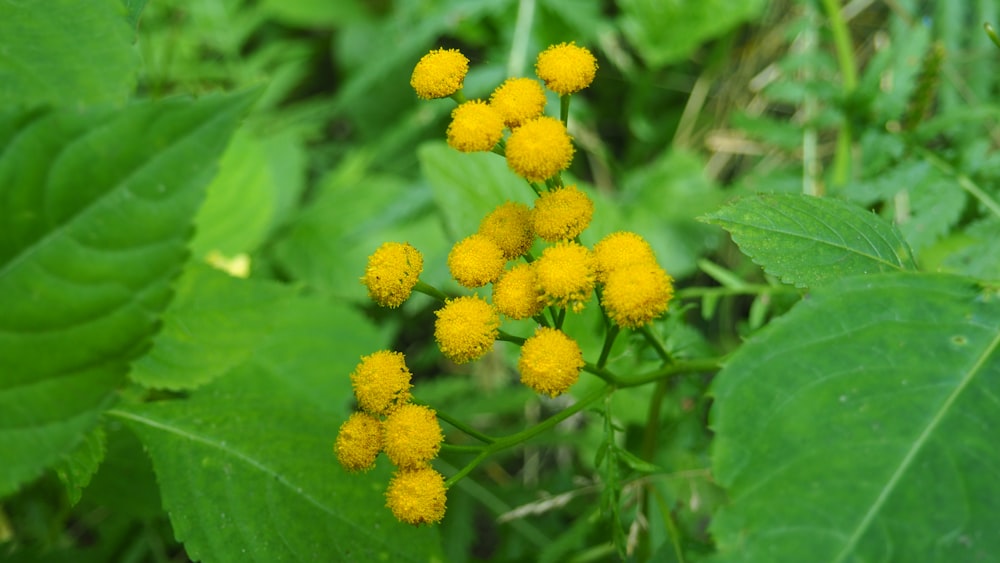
[447,100,505,153]
[601,264,674,329]
[334,411,383,473]
[385,467,448,525]
[532,185,594,242]
[592,231,658,284]
[434,295,500,364]
[535,42,598,95]
[361,242,424,308]
[350,350,413,416]
[410,48,469,100]
[534,241,595,313]
[492,263,543,320]
[505,116,574,183]
[489,77,547,128]
[383,403,444,469]
[518,327,584,397]
[447,233,506,288]
[478,201,534,260]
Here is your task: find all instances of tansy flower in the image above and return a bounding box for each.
[447,233,506,288]
[361,242,423,308]
[532,185,594,242]
[505,116,574,183]
[447,100,505,153]
[592,231,657,283]
[350,350,413,416]
[383,404,444,469]
[489,77,547,128]
[534,241,595,313]
[385,467,448,525]
[434,295,500,364]
[478,202,534,260]
[535,42,598,95]
[518,327,584,397]
[410,48,469,100]
[334,411,383,473]
[601,264,674,329]
[492,263,543,320]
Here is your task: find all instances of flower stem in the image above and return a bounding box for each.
[445,384,613,487]
[597,324,620,368]
[560,94,571,125]
[413,398,496,444]
[820,0,857,186]
[413,280,448,302]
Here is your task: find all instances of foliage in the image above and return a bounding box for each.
[1,0,998,562]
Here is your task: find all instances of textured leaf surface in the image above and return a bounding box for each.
[710,273,1000,562]
[112,296,441,562]
[130,264,290,390]
[0,0,138,106]
[702,194,917,288]
[0,92,254,497]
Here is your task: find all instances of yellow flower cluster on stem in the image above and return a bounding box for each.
[335,41,723,531]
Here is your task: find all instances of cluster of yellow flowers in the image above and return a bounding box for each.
[338,41,675,527]
[334,351,447,525]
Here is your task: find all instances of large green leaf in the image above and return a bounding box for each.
[0,91,255,498]
[110,296,442,562]
[0,0,139,107]
[129,263,290,390]
[702,194,918,288]
[710,273,1000,562]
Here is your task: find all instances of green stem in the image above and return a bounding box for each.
[413,280,448,302]
[597,325,620,368]
[445,384,613,487]
[675,285,800,299]
[413,398,496,444]
[820,0,858,186]
[450,90,468,104]
[498,331,527,345]
[441,443,486,453]
[585,357,724,389]
[910,145,1000,220]
[640,325,672,364]
[560,94,571,125]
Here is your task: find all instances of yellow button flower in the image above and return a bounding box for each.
[592,231,657,283]
[489,77,547,128]
[361,242,423,308]
[601,264,674,329]
[447,233,506,288]
[334,411,383,473]
[434,295,500,364]
[535,42,598,95]
[383,404,444,470]
[447,100,505,153]
[505,116,574,183]
[492,263,543,320]
[350,350,413,416]
[532,184,594,242]
[478,201,534,260]
[410,48,469,100]
[534,241,595,313]
[385,467,448,525]
[518,327,584,397]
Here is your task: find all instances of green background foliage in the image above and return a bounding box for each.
[1,0,998,561]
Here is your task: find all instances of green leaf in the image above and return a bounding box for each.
[0,91,255,498]
[53,427,107,506]
[191,128,306,258]
[110,298,439,562]
[419,141,535,240]
[618,0,767,68]
[701,194,918,288]
[710,273,1000,562]
[0,0,139,107]
[129,264,290,390]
